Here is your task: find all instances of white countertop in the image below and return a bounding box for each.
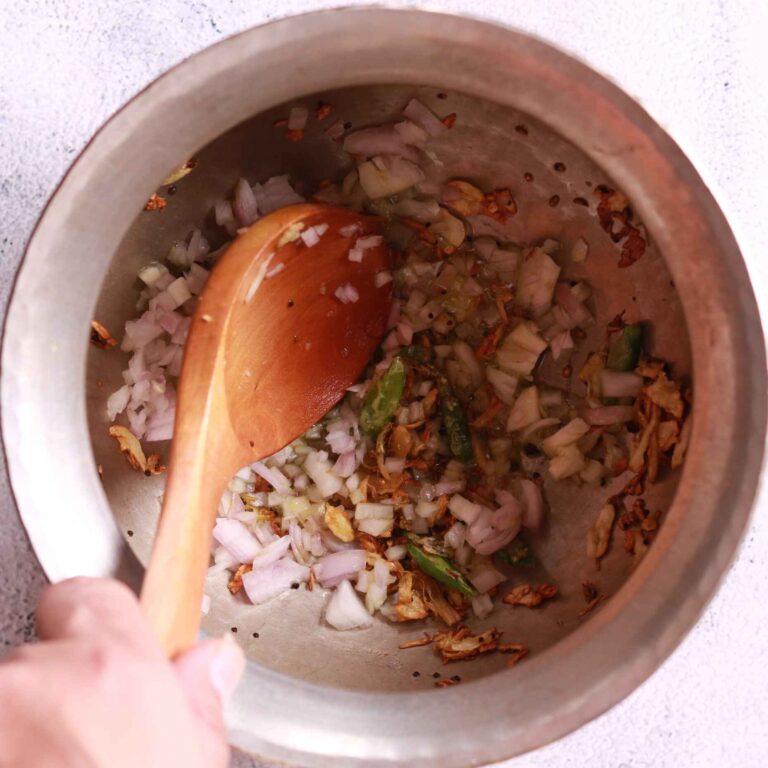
[1,1,767,766]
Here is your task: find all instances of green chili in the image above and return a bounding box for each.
[359,357,405,435]
[606,324,643,372]
[406,535,477,597]
[401,350,474,463]
[494,535,536,567]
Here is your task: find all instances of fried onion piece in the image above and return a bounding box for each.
[162,157,197,185]
[498,643,529,667]
[432,624,500,664]
[645,372,684,419]
[144,193,167,211]
[671,414,692,469]
[445,179,484,217]
[108,425,165,475]
[394,571,430,621]
[635,358,665,380]
[228,563,253,595]
[398,632,434,650]
[90,320,117,349]
[657,420,680,452]
[502,584,558,608]
[413,570,463,626]
[324,503,355,542]
[586,502,616,562]
[629,402,660,473]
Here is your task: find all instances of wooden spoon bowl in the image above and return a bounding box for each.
[141,204,392,655]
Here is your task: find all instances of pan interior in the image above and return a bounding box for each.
[86,84,690,692]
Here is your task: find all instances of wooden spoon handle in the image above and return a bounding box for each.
[140,448,225,657]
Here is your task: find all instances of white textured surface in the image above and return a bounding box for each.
[1,1,767,766]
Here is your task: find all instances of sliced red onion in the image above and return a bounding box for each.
[313,549,368,588]
[402,98,447,136]
[213,518,262,563]
[242,557,309,605]
[324,579,373,630]
[252,535,292,569]
[251,461,291,495]
[581,405,636,426]
[599,370,643,398]
[343,126,419,163]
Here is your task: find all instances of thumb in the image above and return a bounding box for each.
[174,635,246,733]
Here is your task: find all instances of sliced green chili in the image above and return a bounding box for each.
[406,534,477,597]
[401,350,474,463]
[359,357,405,435]
[606,324,643,372]
[494,535,536,567]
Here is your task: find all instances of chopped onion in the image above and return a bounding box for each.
[402,98,447,136]
[469,559,506,593]
[334,283,360,304]
[287,106,309,131]
[358,155,424,199]
[471,593,494,619]
[313,550,367,588]
[343,126,419,162]
[325,579,374,630]
[393,120,429,146]
[212,518,261,563]
[304,450,343,498]
[599,370,643,398]
[251,461,292,495]
[242,557,309,605]
[507,386,541,432]
[252,535,292,569]
[541,418,590,457]
[516,248,561,316]
[581,405,636,426]
[233,178,259,227]
[519,479,544,530]
[448,495,481,525]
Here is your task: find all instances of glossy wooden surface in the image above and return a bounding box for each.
[140,204,391,656]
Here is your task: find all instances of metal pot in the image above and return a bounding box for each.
[2,8,765,767]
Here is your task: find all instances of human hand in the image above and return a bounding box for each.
[0,577,244,768]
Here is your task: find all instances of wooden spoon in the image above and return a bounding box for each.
[140,204,392,656]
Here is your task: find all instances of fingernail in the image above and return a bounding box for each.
[209,633,246,702]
